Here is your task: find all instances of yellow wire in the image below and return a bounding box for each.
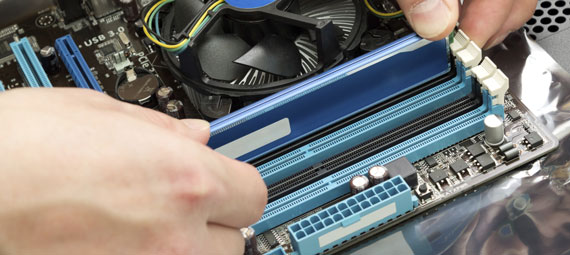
[143,0,225,49]
[364,0,403,17]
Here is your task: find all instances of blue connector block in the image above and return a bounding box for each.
[55,35,102,92]
[265,247,287,255]
[9,38,53,88]
[0,80,5,92]
[288,176,417,255]
[252,66,504,234]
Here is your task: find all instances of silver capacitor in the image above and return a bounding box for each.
[166,100,185,119]
[484,114,505,146]
[368,165,389,185]
[241,227,261,255]
[350,175,370,194]
[156,86,174,111]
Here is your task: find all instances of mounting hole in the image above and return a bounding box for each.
[548,8,559,15]
[548,25,560,32]
[555,16,567,23]
[541,17,552,24]
[555,0,566,7]
[528,18,537,25]
[533,26,544,33]
[541,1,552,8]
[534,9,544,16]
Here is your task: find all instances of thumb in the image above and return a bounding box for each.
[180,119,211,144]
[397,0,459,40]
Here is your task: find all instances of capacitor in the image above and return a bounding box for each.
[368,165,389,185]
[39,46,60,75]
[119,0,139,22]
[349,175,370,195]
[156,86,174,111]
[504,148,520,161]
[240,227,261,255]
[166,100,185,119]
[484,114,505,146]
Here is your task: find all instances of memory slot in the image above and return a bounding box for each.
[55,35,102,92]
[258,62,472,188]
[267,94,480,202]
[252,64,504,234]
[9,38,53,88]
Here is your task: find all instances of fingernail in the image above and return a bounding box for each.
[408,0,452,39]
[181,119,210,131]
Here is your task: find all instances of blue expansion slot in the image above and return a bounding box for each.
[0,80,5,92]
[288,176,417,255]
[209,36,450,162]
[55,35,102,92]
[252,62,504,234]
[9,38,53,88]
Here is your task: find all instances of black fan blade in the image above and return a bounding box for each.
[174,0,205,31]
[234,35,302,78]
[196,34,251,81]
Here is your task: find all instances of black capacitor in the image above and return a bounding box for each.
[39,46,60,75]
[156,86,174,111]
[349,175,370,195]
[119,0,140,22]
[368,165,389,185]
[241,227,261,255]
[166,100,185,119]
[504,148,520,161]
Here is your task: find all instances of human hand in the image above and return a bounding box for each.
[0,88,267,255]
[396,0,538,49]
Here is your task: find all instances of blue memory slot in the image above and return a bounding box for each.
[252,63,504,234]
[209,37,450,162]
[55,35,102,92]
[259,63,471,187]
[0,80,5,92]
[288,176,417,255]
[9,38,53,88]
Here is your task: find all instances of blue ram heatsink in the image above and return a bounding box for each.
[9,38,52,88]
[252,62,504,234]
[55,35,102,92]
[288,176,417,255]
[0,80,5,92]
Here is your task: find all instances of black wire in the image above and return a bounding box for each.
[139,0,182,45]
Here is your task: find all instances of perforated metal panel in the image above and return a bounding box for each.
[524,0,570,40]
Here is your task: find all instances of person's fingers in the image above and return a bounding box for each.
[205,224,244,255]
[458,0,515,48]
[397,0,460,40]
[204,153,267,228]
[483,0,537,49]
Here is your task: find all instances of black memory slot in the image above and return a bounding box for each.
[267,92,482,203]
[251,60,457,167]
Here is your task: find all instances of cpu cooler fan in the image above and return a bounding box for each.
[160,0,365,118]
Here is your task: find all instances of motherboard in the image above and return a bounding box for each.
[0,1,559,255]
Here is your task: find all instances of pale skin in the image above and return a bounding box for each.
[0,1,537,254]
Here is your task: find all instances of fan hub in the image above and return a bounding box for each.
[225,0,278,9]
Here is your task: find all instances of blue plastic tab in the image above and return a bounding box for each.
[288,176,415,255]
[0,80,5,92]
[9,38,53,88]
[55,35,102,92]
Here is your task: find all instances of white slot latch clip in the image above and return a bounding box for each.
[472,57,509,105]
[450,30,482,68]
